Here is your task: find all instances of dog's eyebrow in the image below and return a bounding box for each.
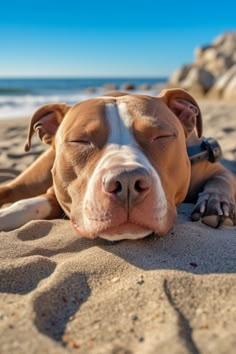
[138,113,178,131]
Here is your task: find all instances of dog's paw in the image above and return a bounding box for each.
[191,190,236,228]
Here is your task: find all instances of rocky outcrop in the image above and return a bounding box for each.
[168,32,236,99]
[207,65,236,99]
[138,84,152,91]
[103,84,119,91]
[122,83,136,90]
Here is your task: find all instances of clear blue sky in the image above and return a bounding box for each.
[0,0,235,78]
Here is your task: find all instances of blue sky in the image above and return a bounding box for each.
[0,0,235,77]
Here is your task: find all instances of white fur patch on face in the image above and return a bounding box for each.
[105,102,134,145]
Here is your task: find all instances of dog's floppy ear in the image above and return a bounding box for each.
[159,88,202,138]
[24,103,70,151]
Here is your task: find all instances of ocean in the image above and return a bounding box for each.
[0,77,167,119]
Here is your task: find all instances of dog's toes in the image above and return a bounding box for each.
[191,212,201,221]
[192,190,236,228]
[223,217,234,226]
[201,215,223,228]
[193,213,234,228]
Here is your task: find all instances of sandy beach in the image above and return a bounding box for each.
[0,100,236,354]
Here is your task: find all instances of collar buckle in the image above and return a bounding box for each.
[187,137,222,165]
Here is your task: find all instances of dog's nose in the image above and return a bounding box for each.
[102,167,151,208]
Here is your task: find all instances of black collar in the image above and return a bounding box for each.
[187,137,222,165]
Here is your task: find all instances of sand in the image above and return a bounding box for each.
[0,101,236,354]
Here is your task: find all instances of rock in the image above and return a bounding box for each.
[123,83,135,90]
[168,31,236,99]
[168,65,192,86]
[196,47,218,64]
[83,87,97,93]
[208,65,236,99]
[213,33,226,47]
[180,67,215,92]
[204,55,231,77]
[218,32,236,57]
[223,74,236,100]
[103,84,119,91]
[138,84,151,91]
[195,45,212,61]
[232,51,236,63]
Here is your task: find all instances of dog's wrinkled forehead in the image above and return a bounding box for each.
[101,95,177,140]
[98,95,164,142]
[59,94,173,145]
[71,94,166,122]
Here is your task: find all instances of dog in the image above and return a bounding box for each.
[0,89,235,240]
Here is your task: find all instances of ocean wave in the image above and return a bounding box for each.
[0,88,160,119]
[0,91,103,119]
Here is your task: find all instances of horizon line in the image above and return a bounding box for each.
[0,75,168,80]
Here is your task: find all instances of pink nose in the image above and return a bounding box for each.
[102,167,151,208]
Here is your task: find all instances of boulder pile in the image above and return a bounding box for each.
[168,32,236,99]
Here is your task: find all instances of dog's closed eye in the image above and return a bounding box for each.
[152,134,176,142]
[68,139,92,145]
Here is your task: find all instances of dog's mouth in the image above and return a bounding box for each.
[99,223,152,241]
[71,219,152,240]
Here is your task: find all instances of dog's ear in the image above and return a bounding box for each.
[24,104,70,151]
[159,88,202,137]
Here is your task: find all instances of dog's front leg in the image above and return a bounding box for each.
[0,187,62,232]
[190,164,236,227]
[0,148,55,207]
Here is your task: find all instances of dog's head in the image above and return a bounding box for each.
[25,89,202,240]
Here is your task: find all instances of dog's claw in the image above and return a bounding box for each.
[222,203,230,217]
[200,203,206,214]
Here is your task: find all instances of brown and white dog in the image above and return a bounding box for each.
[0,89,235,240]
